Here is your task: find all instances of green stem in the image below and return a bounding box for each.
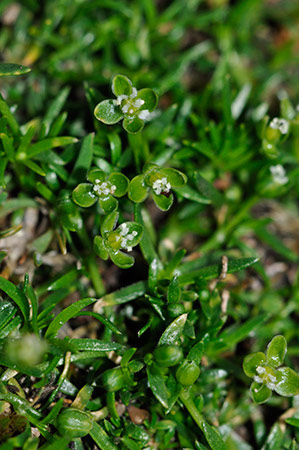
[179,388,204,429]
[77,227,105,297]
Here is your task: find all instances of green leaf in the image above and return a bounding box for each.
[285,418,299,428]
[136,88,158,112]
[146,363,170,408]
[266,335,287,368]
[101,212,119,235]
[108,172,129,197]
[0,198,38,219]
[75,311,122,335]
[93,281,147,308]
[68,338,123,352]
[89,421,118,450]
[22,159,46,176]
[160,168,187,187]
[112,74,133,97]
[275,367,299,396]
[110,250,135,269]
[0,92,20,136]
[57,196,82,231]
[152,192,173,211]
[261,423,283,450]
[94,236,109,260]
[174,184,210,204]
[0,63,31,77]
[72,183,97,207]
[45,298,96,339]
[159,313,188,346]
[67,133,94,187]
[167,277,180,304]
[123,116,144,134]
[200,421,228,450]
[243,352,266,377]
[209,314,269,354]
[24,136,78,159]
[99,195,118,213]
[250,382,272,404]
[45,268,79,293]
[128,175,148,202]
[194,171,223,206]
[0,301,17,333]
[87,168,106,184]
[178,257,259,285]
[0,277,29,324]
[94,100,123,125]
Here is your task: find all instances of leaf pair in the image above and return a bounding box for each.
[129,163,187,211]
[94,75,158,134]
[72,168,129,213]
[243,335,299,403]
[93,212,143,269]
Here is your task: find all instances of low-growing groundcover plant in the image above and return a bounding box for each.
[1,1,299,449]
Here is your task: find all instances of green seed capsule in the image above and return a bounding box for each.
[153,345,183,367]
[56,408,93,438]
[101,367,125,392]
[176,360,200,386]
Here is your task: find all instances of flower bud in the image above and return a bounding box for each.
[101,367,125,392]
[176,360,200,386]
[153,345,183,367]
[56,408,93,438]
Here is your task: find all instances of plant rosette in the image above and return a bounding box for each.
[72,168,129,213]
[94,74,158,134]
[93,212,143,268]
[243,335,299,404]
[128,163,187,211]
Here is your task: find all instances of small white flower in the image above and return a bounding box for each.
[138,109,150,120]
[134,99,145,108]
[253,375,263,384]
[268,374,277,383]
[152,177,171,195]
[119,223,129,236]
[266,382,276,390]
[116,94,128,106]
[131,87,137,98]
[269,117,289,134]
[270,165,288,185]
[256,366,266,375]
[93,180,114,196]
[121,103,130,114]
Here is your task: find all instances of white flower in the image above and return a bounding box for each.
[270,165,288,185]
[134,99,145,108]
[119,225,138,252]
[93,180,116,196]
[152,177,171,195]
[138,109,150,120]
[116,94,128,106]
[269,117,289,134]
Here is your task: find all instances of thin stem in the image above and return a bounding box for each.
[179,387,204,429]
